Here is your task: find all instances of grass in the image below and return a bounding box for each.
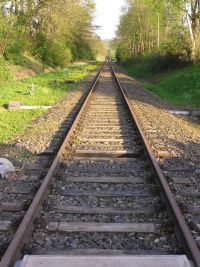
[0,64,98,107]
[15,53,49,74]
[0,61,98,143]
[123,60,200,109]
[0,110,44,142]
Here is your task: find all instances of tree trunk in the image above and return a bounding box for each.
[186,10,197,61]
[157,11,160,49]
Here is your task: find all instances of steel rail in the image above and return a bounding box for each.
[109,62,200,267]
[0,63,105,267]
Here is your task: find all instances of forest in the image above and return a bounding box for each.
[0,0,104,67]
[115,0,200,69]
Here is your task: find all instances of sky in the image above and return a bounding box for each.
[94,0,125,40]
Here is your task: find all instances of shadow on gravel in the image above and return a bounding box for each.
[0,143,33,167]
[44,86,93,155]
[163,139,200,170]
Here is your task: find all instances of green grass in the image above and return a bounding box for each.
[0,62,98,142]
[123,60,200,108]
[14,53,49,74]
[0,64,97,107]
[0,110,43,142]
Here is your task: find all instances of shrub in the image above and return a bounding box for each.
[50,43,72,67]
[0,57,12,82]
[35,34,72,67]
[74,40,95,60]
[116,47,129,62]
[0,14,16,57]
[4,36,32,63]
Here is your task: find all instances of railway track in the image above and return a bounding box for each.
[0,62,200,267]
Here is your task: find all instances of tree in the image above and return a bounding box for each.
[0,0,101,65]
[169,0,200,60]
[115,0,191,63]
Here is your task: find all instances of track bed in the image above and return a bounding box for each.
[0,63,199,267]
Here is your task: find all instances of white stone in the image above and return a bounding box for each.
[0,158,15,179]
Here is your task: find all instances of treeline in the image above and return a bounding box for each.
[0,0,104,67]
[115,0,200,69]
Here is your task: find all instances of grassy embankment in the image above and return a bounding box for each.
[0,57,98,143]
[123,59,200,109]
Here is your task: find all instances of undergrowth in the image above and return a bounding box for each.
[123,58,200,108]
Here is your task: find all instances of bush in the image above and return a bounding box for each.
[0,15,12,55]
[149,27,191,71]
[148,52,188,72]
[49,43,72,67]
[4,35,32,63]
[35,34,72,67]
[74,40,95,60]
[116,47,129,62]
[0,57,12,82]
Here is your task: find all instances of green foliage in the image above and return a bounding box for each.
[116,47,129,62]
[0,57,12,82]
[116,0,200,63]
[117,0,200,109]
[4,36,32,63]
[36,34,73,67]
[122,55,165,80]
[75,40,95,60]
[0,13,32,62]
[0,14,15,55]
[0,0,102,66]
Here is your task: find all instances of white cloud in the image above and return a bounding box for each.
[94,0,125,40]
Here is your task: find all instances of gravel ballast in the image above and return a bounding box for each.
[114,64,200,245]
